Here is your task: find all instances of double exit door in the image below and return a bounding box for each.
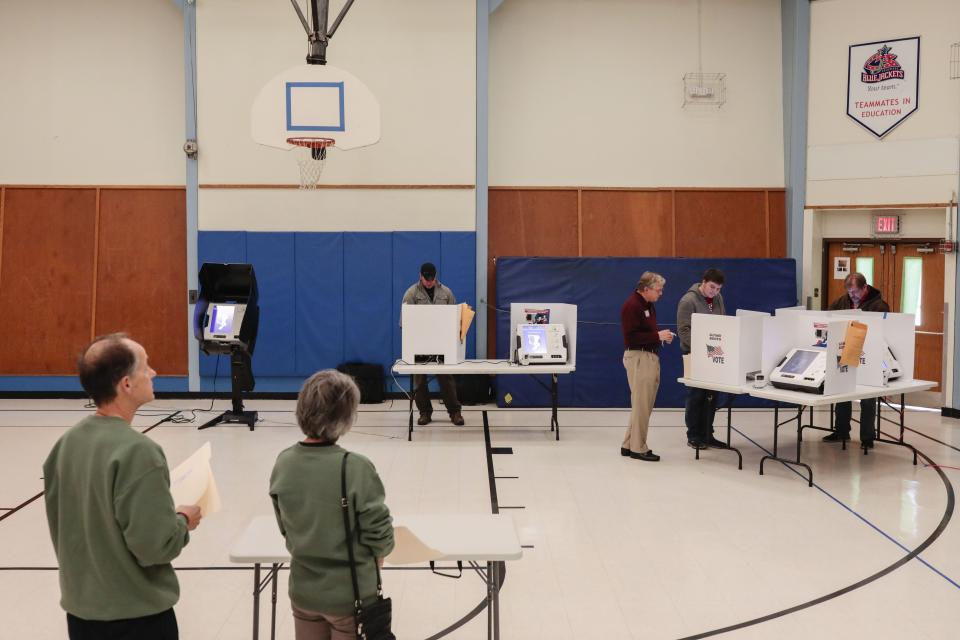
[823,240,945,391]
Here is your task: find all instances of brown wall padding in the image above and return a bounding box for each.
[487,187,787,355]
[95,189,187,375]
[0,188,97,374]
[768,192,787,258]
[581,190,674,256]
[674,190,769,257]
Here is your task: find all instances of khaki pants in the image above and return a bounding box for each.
[621,350,660,454]
[292,605,356,640]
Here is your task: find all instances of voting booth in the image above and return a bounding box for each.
[509,303,577,366]
[401,305,466,365]
[826,310,915,387]
[689,313,763,385]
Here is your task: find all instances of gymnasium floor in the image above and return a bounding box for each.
[1,398,958,639]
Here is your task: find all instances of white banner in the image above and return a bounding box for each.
[847,36,920,139]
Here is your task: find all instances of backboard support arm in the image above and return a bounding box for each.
[288,0,355,64]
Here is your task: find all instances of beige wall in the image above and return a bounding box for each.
[197,0,476,231]
[0,0,184,185]
[807,0,960,206]
[488,0,785,187]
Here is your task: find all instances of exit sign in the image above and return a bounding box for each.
[874,214,901,236]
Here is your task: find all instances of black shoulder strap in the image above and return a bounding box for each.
[340,452,363,616]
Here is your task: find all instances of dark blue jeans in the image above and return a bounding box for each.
[834,399,877,442]
[685,386,718,443]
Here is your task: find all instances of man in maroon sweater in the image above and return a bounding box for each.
[621,272,674,461]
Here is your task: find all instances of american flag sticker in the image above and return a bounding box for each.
[706,345,724,358]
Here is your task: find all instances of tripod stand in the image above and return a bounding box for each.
[199,347,258,430]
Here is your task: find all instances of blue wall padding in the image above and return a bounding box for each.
[246,233,297,376]
[294,233,344,376]
[441,232,478,360]
[343,233,394,376]
[495,258,798,408]
[193,231,477,392]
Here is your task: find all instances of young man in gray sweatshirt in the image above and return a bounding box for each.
[676,269,727,449]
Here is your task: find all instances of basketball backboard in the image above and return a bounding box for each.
[251,64,380,151]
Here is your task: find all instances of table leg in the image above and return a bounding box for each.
[408,376,415,441]
[270,563,279,640]
[551,374,560,441]
[486,560,493,640]
[252,563,261,640]
[760,404,813,487]
[492,561,501,640]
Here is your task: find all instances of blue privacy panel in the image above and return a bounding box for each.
[343,233,394,375]
[496,258,797,408]
[294,233,345,375]
[198,232,246,378]
[245,233,297,377]
[194,231,476,393]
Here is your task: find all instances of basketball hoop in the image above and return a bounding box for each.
[286,137,335,189]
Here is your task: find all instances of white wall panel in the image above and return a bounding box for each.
[198,188,475,232]
[489,0,785,187]
[0,1,184,185]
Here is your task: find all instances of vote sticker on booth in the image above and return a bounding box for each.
[706,344,725,364]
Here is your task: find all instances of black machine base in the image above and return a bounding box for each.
[199,409,258,431]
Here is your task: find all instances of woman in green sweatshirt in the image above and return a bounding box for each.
[269,370,395,640]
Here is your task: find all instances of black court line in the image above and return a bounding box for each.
[900,425,960,455]
[490,447,513,454]
[417,413,508,640]
[0,412,180,526]
[494,476,518,480]
[677,427,956,639]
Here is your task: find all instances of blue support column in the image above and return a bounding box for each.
[182,0,200,391]
[781,0,810,301]
[476,0,490,357]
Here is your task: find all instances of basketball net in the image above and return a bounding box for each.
[286,137,335,189]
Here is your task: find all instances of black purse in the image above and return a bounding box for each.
[340,452,396,640]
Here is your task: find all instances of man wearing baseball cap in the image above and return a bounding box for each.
[401,262,465,426]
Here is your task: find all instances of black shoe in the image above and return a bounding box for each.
[706,437,728,449]
[449,412,465,426]
[417,414,432,426]
[822,432,848,443]
[861,440,875,450]
[630,450,661,462]
[620,448,632,457]
[687,440,707,450]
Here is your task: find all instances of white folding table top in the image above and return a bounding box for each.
[747,379,936,407]
[229,513,522,565]
[392,359,575,375]
[676,377,750,395]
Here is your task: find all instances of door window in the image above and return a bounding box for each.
[855,257,874,286]
[900,256,922,326]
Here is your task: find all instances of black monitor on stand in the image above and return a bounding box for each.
[194,263,260,430]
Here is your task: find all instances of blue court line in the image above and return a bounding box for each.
[730,424,960,590]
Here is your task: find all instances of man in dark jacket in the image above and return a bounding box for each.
[676,268,727,449]
[824,272,890,448]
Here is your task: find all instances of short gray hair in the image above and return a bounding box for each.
[636,271,666,291]
[296,370,361,442]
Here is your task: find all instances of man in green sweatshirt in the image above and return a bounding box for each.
[43,334,202,639]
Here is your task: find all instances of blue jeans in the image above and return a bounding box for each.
[834,399,877,442]
[685,386,718,443]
